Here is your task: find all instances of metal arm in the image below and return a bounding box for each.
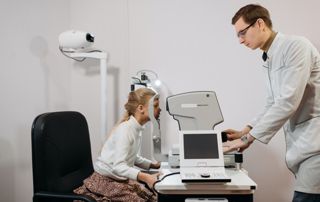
[68,52,108,144]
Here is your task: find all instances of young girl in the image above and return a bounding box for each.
[74,88,161,202]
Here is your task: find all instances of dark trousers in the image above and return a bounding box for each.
[293,191,320,202]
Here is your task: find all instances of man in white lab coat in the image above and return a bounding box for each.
[223,4,320,202]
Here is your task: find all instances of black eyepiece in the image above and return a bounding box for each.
[86,33,94,42]
[221,131,228,142]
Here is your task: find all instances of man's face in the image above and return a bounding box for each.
[142,97,161,121]
[153,98,161,120]
[234,17,262,50]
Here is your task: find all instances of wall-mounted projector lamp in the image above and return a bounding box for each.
[59,30,95,51]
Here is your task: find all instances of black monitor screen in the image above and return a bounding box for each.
[184,133,219,159]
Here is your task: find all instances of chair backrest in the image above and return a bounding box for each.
[32,111,94,194]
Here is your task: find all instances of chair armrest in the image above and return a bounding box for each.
[34,191,97,202]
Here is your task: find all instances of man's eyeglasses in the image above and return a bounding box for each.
[237,20,257,38]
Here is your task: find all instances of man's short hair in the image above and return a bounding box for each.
[232,4,272,29]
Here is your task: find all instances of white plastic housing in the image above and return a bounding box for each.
[59,30,94,50]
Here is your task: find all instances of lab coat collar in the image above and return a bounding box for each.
[265,32,282,61]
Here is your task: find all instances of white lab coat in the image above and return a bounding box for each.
[249,33,320,193]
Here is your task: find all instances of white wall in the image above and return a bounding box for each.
[0,0,71,201]
[68,0,131,156]
[1,0,320,202]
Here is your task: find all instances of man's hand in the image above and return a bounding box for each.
[223,134,255,153]
[223,138,249,153]
[223,129,243,140]
[223,125,252,141]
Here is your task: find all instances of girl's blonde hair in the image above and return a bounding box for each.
[120,88,157,123]
[103,88,156,143]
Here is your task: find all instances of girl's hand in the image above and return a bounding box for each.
[150,161,161,169]
[150,173,161,188]
[138,172,161,189]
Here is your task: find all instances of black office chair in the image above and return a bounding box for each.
[31,111,96,202]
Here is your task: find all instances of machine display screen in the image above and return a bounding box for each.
[183,133,219,159]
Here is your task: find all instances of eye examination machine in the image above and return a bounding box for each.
[148,90,257,202]
[165,91,244,170]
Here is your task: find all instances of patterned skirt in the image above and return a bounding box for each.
[74,172,157,202]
